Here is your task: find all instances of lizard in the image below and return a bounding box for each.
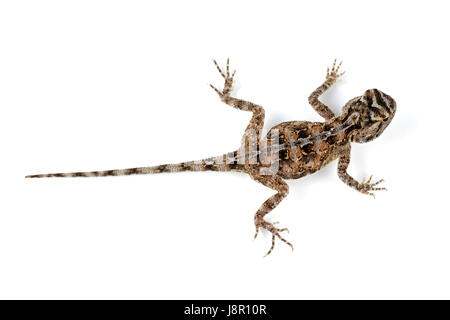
[26,59,396,256]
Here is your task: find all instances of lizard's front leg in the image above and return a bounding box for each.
[337,145,387,198]
[308,59,345,120]
[250,173,293,256]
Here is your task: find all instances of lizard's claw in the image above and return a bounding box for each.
[254,219,293,256]
[326,59,345,85]
[210,58,236,97]
[359,175,387,198]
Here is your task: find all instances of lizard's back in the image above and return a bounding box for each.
[263,120,349,180]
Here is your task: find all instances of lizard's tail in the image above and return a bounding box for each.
[25,152,244,178]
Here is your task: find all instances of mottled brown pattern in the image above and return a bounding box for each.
[26,59,396,256]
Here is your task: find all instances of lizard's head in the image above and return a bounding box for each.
[343,88,396,143]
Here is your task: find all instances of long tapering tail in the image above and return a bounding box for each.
[25,152,244,178]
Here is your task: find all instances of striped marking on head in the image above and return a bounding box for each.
[361,88,396,121]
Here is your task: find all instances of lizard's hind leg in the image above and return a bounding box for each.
[250,173,293,256]
[210,59,265,158]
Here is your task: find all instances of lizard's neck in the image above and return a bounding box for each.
[325,112,360,142]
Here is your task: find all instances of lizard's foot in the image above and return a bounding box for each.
[359,175,387,198]
[210,58,237,98]
[254,219,293,256]
[326,59,345,85]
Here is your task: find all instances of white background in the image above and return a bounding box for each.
[1,0,449,299]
